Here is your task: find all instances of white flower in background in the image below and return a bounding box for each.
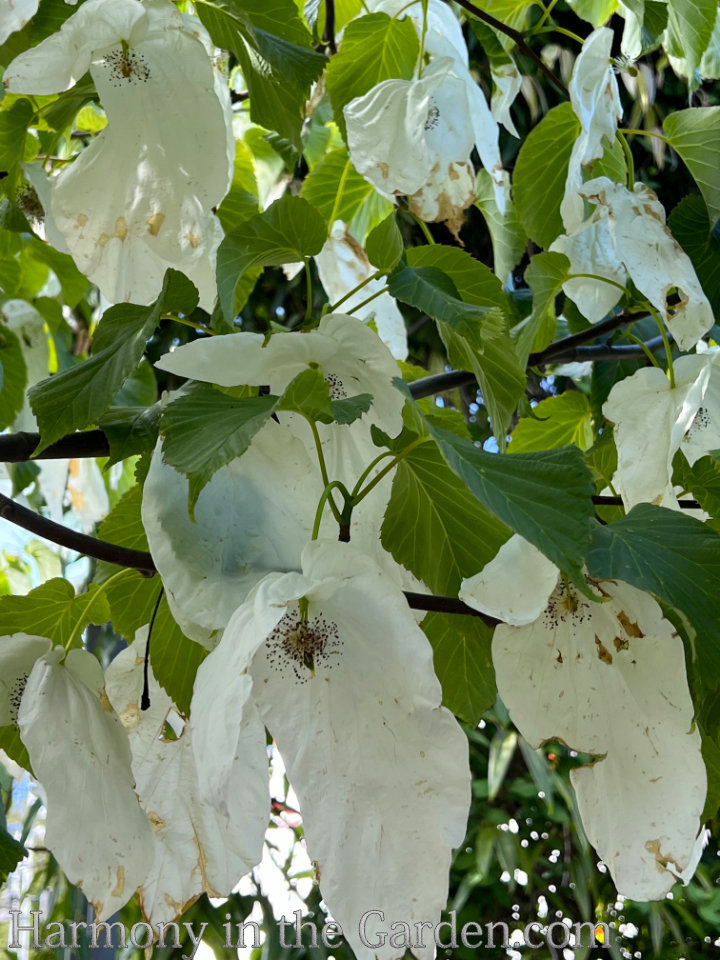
[460,535,707,901]
[560,27,623,233]
[145,315,409,642]
[345,49,504,236]
[490,61,522,137]
[1,300,49,432]
[603,349,720,509]
[315,221,408,360]
[191,540,471,960]
[4,0,234,309]
[553,177,714,347]
[0,0,39,45]
[0,636,154,917]
[104,632,268,927]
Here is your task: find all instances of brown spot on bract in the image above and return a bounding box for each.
[617,611,643,638]
[377,161,390,178]
[114,216,128,241]
[448,165,460,181]
[149,811,166,832]
[96,233,110,247]
[99,689,115,713]
[594,635,613,665]
[556,650,563,664]
[185,231,200,249]
[111,866,125,898]
[614,635,629,652]
[147,212,165,236]
[312,859,321,884]
[77,213,88,227]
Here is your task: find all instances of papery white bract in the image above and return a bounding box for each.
[315,221,408,360]
[4,0,233,309]
[561,27,623,232]
[104,634,268,926]
[491,61,522,138]
[190,540,471,960]
[0,0,39,45]
[603,353,720,509]
[18,647,154,918]
[493,577,707,901]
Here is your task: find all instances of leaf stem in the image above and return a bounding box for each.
[616,131,634,188]
[531,0,560,33]
[347,286,389,314]
[619,127,670,144]
[350,451,398,499]
[413,215,435,244]
[64,568,134,651]
[352,437,429,504]
[328,160,352,227]
[164,314,216,336]
[645,303,676,387]
[304,259,314,323]
[312,481,351,540]
[328,270,384,313]
[566,272,627,293]
[623,332,661,368]
[307,420,343,523]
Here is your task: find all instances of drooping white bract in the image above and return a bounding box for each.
[0,0,39,47]
[459,534,559,626]
[1,300,49,432]
[14,645,154,918]
[344,55,504,237]
[459,542,707,900]
[4,0,233,309]
[191,540,471,960]
[493,577,707,900]
[603,351,720,509]
[560,28,623,232]
[553,177,714,345]
[490,61,522,138]
[104,634,269,926]
[315,220,408,360]
[146,315,408,641]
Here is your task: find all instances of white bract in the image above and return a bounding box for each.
[490,61,522,138]
[560,28,623,233]
[5,641,154,917]
[105,634,268,926]
[0,0,39,45]
[344,52,504,236]
[460,540,707,900]
[314,221,408,360]
[603,349,720,509]
[191,540,471,960]
[146,315,408,641]
[1,300,48,432]
[4,0,233,309]
[553,177,714,347]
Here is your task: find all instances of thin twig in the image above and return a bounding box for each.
[323,0,337,54]
[451,0,569,97]
[593,495,702,510]
[0,493,156,575]
[404,591,500,625]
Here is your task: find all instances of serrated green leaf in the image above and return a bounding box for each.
[26,236,87,307]
[300,148,393,243]
[668,194,720,318]
[510,391,594,453]
[514,251,570,366]
[365,212,403,271]
[381,439,510,594]
[665,107,720,225]
[326,13,419,141]
[28,271,192,450]
[665,0,718,81]
[161,385,278,512]
[150,599,207,717]
[566,0,618,26]
[0,579,110,649]
[0,99,34,175]
[673,454,720,517]
[475,168,527,282]
[422,612,497,725]
[99,403,162,467]
[0,324,26,429]
[217,194,326,322]
[425,421,596,582]
[514,103,581,249]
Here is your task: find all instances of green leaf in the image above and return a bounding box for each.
[0,727,30,775]
[365,212,403,272]
[424,421,596,582]
[586,504,720,680]
[0,579,110,649]
[0,324,26,430]
[665,107,720,225]
[0,822,26,882]
[510,391,594,454]
[0,99,34,174]
[673,454,720,517]
[668,194,720,318]
[99,403,162,467]
[381,439,510,595]
[514,251,570,366]
[196,0,326,148]
[422,612,497,725]
[217,140,259,233]
[217,194,326,322]
[161,385,278,512]
[514,103,580,249]
[300,148,393,243]
[665,0,718,81]
[28,271,193,451]
[150,600,207,717]
[406,244,511,310]
[389,259,525,446]
[26,236,87,307]
[326,13,419,141]
[566,0,618,26]
[475,168,527,282]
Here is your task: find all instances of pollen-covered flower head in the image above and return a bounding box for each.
[4,0,234,308]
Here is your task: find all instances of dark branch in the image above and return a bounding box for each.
[593,495,702,510]
[0,429,110,462]
[451,0,569,97]
[404,591,500,625]
[323,0,337,54]
[0,493,156,575]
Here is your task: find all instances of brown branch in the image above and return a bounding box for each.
[593,495,702,510]
[451,0,569,97]
[0,493,156,575]
[404,591,499,625]
[0,429,110,462]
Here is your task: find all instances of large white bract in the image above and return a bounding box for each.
[3,0,233,309]
[0,0,40,45]
[190,540,472,960]
[16,647,154,918]
[459,538,707,900]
